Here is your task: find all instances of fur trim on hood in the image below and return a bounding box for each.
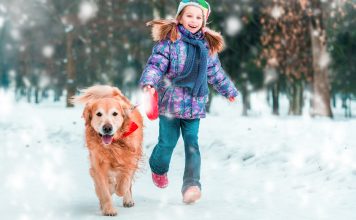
[147,19,225,55]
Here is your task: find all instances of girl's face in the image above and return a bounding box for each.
[179,6,204,34]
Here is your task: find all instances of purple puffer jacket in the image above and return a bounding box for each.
[140,26,238,119]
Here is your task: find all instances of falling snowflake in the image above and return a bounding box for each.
[0,16,4,28]
[225,16,242,36]
[42,45,54,58]
[271,5,284,19]
[78,1,98,24]
[318,49,331,69]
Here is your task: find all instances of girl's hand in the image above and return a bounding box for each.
[143,85,159,120]
[143,85,152,90]
[228,97,235,102]
[143,85,155,94]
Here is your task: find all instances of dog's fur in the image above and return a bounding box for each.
[72,85,143,216]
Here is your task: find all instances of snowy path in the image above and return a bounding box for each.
[1,97,356,220]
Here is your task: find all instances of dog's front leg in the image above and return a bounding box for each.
[123,184,134,207]
[116,175,134,207]
[90,168,117,216]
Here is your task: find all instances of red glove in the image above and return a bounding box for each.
[228,97,235,102]
[143,85,159,120]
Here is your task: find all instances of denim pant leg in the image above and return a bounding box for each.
[181,118,201,193]
[149,116,181,175]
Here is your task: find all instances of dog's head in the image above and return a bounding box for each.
[83,98,129,145]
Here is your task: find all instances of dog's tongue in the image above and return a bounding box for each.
[102,135,113,145]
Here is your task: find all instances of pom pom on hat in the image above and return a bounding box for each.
[176,0,211,25]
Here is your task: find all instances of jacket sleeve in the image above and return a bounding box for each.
[207,54,238,98]
[139,40,171,88]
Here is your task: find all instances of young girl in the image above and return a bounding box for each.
[140,0,238,204]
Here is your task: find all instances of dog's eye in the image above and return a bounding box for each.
[96,112,102,117]
[113,112,118,116]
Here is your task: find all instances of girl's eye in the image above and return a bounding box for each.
[96,112,102,117]
[197,17,202,20]
[113,112,118,116]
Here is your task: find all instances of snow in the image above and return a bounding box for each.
[319,49,331,69]
[271,5,284,20]
[123,67,136,84]
[0,16,4,29]
[225,16,242,37]
[0,91,356,220]
[264,67,278,85]
[10,28,21,41]
[0,4,7,14]
[42,45,54,58]
[78,1,98,24]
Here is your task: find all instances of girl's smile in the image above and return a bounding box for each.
[179,6,204,34]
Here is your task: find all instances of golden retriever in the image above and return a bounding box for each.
[71,85,143,216]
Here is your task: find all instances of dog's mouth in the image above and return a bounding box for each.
[99,134,114,145]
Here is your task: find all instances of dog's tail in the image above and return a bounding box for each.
[70,85,131,105]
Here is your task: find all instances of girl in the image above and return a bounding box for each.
[140,0,238,204]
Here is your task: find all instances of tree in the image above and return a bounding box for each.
[0,18,9,89]
[326,0,356,117]
[304,0,333,117]
[260,0,314,116]
[211,0,264,116]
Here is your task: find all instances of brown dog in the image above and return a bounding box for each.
[72,85,143,216]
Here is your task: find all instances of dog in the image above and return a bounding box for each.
[71,85,143,216]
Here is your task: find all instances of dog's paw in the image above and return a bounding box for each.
[102,210,117,216]
[123,201,135,208]
[101,205,117,216]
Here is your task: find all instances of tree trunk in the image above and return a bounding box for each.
[241,85,250,116]
[309,0,333,117]
[348,98,352,118]
[0,20,7,89]
[153,0,166,19]
[66,31,76,107]
[332,93,336,108]
[35,87,39,104]
[288,80,303,115]
[271,82,279,115]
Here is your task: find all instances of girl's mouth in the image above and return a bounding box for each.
[188,24,198,29]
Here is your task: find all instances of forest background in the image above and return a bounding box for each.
[0,0,355,118]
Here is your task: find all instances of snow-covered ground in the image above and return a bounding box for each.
[1,90,356,220]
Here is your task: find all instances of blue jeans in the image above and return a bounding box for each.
[149,115,201,193]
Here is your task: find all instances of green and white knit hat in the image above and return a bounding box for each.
[176,0,211,24]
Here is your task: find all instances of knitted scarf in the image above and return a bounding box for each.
[172,25,209,97]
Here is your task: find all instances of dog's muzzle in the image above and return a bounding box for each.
[100,123,114,145]
[102,124,113,134]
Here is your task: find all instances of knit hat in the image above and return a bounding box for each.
[176,0,211,25]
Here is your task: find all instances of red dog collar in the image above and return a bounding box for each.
[121,121,139,138]
[110,121,139,143]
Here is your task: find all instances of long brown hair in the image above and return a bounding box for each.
[146,14,225,55]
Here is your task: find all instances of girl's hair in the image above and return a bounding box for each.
[146,14,224,55]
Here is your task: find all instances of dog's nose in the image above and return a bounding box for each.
[103,124,113,134]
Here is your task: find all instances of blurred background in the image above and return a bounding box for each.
[0,0,355,118]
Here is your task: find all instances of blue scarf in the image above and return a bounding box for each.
[172,25,209,97]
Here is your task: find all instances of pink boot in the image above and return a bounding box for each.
[151,172,168,188]
[183,186,201,204]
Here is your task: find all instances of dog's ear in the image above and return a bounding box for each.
[82,103,92,126]
[113,88,131,105]
[122,105,137,119]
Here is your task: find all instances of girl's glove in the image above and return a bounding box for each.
[143,85,159,120]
